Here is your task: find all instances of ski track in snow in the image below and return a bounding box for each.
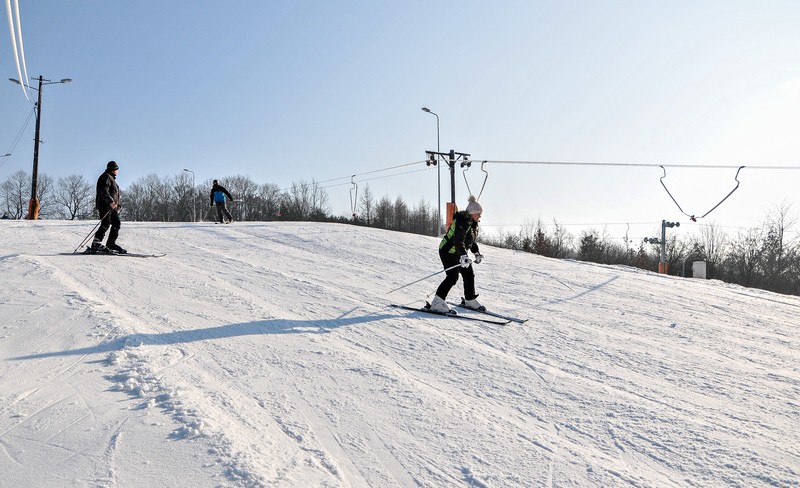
[1,220,799,487]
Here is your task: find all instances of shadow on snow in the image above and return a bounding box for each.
[12,309,394,361]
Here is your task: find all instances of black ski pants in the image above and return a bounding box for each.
[435,250,477,301]
[215,202,233,223]
[94,207,121,246]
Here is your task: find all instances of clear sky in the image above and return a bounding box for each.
[2,0,800,242]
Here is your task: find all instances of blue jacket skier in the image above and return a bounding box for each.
[428,195,485,313]
[209,180,234,224]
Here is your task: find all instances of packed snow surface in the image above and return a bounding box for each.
[1,220,798,487]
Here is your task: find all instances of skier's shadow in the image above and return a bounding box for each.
[12,309,392,360]
[542,275,619,306]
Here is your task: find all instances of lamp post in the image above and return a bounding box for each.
[421,107,441,234]
[9,75,72,219]
[183,168,196,222]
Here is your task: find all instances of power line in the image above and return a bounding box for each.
[481,221,659,228]
[276,160,428,193]
[472,159,800,170]
[319,168,430,190]
[287,157,800,199]
[6,0,32,101]
[0,106,36,171]
[476,159,800,222]
[310,160,425,187]
[482,220,760,235]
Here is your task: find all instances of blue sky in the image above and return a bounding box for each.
[3,1,800,242]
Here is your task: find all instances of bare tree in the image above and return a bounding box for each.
[55,174,94,220]
[286,180,313,220]
[694,221,728,278]
[409,199,434,236]
[309,180,330,219]
[223,175,258,221]
[258,182,283,221]
[374,196,393,229]
[152,175,175,221]
[550,219,573,259]
[666,234,691,276]
[724,227,763,287]
[121,182,146,221]
[393,196,409,231]
[34,174,59,219]
[578,229,604,263]
[522,219,538,254]
[284,179,329,220]
[760,201,798,293]
[0,170,29,218]
[123,174,172,221]
[359,184,375,225]
[172,172,195,222]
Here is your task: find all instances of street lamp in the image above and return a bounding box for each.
[9,75,72,219]
[421,107,441,234]
[183,168,196,222]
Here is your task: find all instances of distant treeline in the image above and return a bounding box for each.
[481,205,800,296]
[2,169,797,296]
[0,170,438,233]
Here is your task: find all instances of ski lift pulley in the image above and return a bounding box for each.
[462,160,489,200]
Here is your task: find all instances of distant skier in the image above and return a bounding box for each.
[209,179,234,224]
[91,160,127,253]
[427,195,485,313]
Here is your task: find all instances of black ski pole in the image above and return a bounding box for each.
[74,210,110,253]
[386,263,462,294]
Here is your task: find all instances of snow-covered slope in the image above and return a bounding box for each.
[1,220,798,487]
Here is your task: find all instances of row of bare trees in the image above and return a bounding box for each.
[481,203,800,296]
[0,171,439,235]
[0,170,335,223]
[1,170,96,220]
[352,185,438,236]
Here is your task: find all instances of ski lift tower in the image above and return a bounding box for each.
[425,149,470,231]
[644,220,680,274]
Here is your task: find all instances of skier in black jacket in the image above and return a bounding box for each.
[91,161,126,253]
[428,195,485,313]
[209,180,234,224]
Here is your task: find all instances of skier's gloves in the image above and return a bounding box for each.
[473,253,483,264]
[459,255,472,268]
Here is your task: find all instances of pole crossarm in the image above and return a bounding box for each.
[426,150,470,205]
